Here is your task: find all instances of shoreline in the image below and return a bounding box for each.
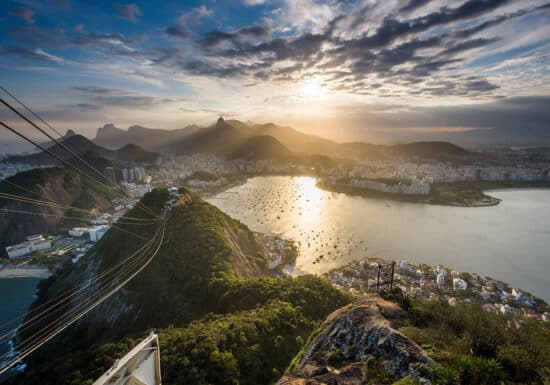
[316,180,550,207]
[0,264,52,279]
[198,173,550,208]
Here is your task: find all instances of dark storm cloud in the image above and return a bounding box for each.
[114,3,141,23]
[10,6,35,24]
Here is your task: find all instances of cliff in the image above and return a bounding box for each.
[279,295,433,385]
[10,189,352,385]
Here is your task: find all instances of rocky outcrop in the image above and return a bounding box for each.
[278,295,433,385]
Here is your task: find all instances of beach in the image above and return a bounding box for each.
[0,264,51,279]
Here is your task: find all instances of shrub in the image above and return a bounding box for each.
[364,356,395,385]
[455,356,505,385]
[327,348,345,367]
[431,364,459,385]
[392,376,419,385]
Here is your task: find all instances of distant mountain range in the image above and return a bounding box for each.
[92,118,471,161]
[8,134,158,166]
[94,123,201,150]
[229,135,293,160]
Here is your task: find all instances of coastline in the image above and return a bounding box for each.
[0,264,52,279]
[317,180,550,207]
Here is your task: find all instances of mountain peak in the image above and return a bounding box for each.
[95,123,124,140]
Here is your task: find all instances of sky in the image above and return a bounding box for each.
[0,0,549,149]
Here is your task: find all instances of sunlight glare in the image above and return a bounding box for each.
[298,77,325,99]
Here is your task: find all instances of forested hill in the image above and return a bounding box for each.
[8,188,550,385]
[7,134,158,166]
[10,189,352,385]
[0,167,114,254]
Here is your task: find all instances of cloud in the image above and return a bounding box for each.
[10,6,35,24]
[194,5,212,17]
[165,22,190,38]
[71,85,181,107]
[0,46,63,62]
[165,6,212,39]
[9,25,66,46]
[199,24,271,48]
[56,103,101,110]
[243,0,267,5]
[115,3,141,23]
[2,0,548,109]
[399,0,432,13]
[299,95,549,145]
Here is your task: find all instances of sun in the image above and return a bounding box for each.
[298,77,326,99]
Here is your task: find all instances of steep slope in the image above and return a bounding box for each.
[10,189,352,385]
[0,167,114,255]
[113,143,158,163]
[278,295,433,385]
[229,135,293,160]
[94,123,201,151]
[280,293,550,385]
[170,117,249,155]
[7,134,158,165]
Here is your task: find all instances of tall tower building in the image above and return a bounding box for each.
[104,166,117,185]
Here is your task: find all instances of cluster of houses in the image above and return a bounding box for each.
[335,160,550,185]
[3,196,138,262]
[5,234,53,259]
[327,258,550,322]
[326,176,431,195]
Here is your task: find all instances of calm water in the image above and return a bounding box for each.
[206,176,550,302]
[0,277,40,378]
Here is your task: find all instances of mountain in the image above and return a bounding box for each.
[278,295,433,384]
[0,167,114,255]
[7,134,158,166]
[111,144,158,163]
[10,189,352,385]
[392,141,469,159]
[8,190,550,384]
[90,118,471,162]
[229,135,293,160]
[94,123,201,151]
[169,117,250,155]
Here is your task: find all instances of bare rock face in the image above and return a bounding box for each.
[278,295,433,385]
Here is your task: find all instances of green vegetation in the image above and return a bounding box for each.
[10,188,352,385]
[158,300,314,385]
[400,299,550,384]
[392,376,419,385]
[363,356,395,384]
